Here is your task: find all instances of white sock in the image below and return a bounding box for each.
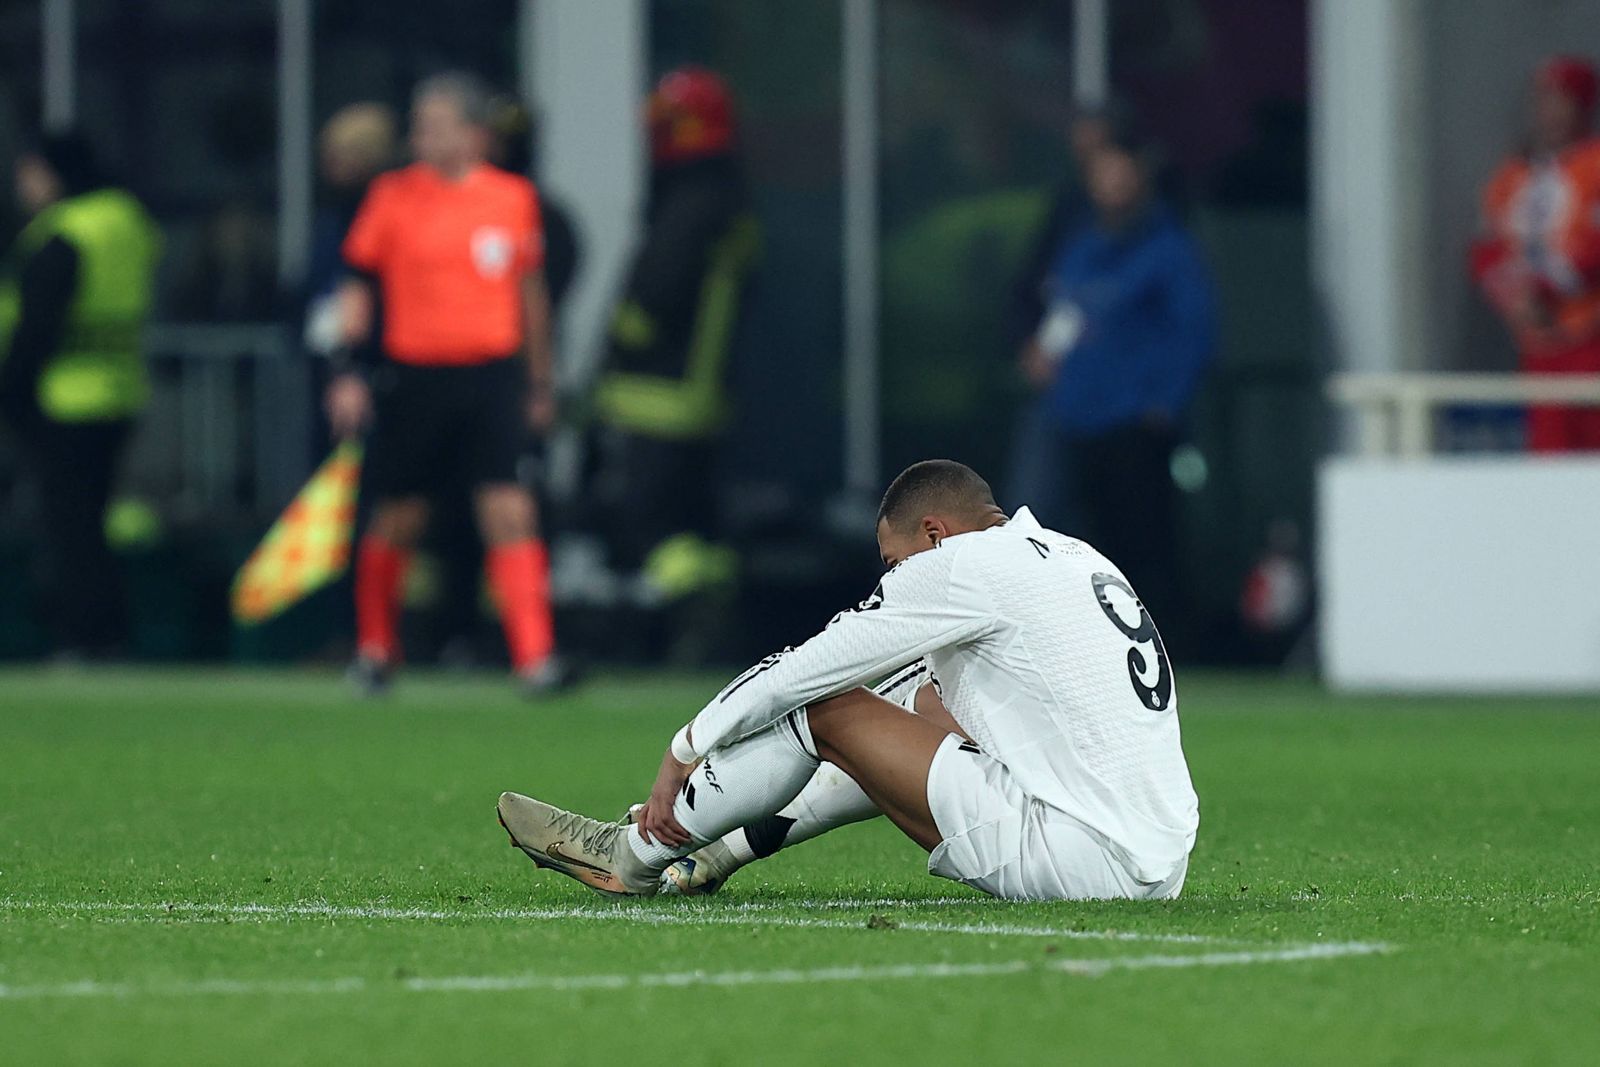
[726,762,881,866]
[721,668,923,866]
[627,709,820,869]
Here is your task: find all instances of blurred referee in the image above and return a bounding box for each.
[326,73,567,696]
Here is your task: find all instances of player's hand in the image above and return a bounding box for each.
[325,374,372,439]
[526,386,557,434]
[637,747,694,848]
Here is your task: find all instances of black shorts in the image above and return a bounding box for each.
[365,356,530,499]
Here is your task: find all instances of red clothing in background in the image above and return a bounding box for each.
[1472,139,1600,451]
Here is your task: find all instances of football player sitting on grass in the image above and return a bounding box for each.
[498,460,1198,902]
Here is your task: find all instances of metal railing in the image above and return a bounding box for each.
[137,323,314,519]
[1327,373,1600,456]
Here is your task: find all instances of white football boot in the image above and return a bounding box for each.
[497,792,660,897]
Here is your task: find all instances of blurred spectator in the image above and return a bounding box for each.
[587,66,758,599]
[1006,104,1120,354]
[302,103,398,358]
[1005,130,1215,629]
[328,72,568,695]
[1471,55,1600,452]
[0,132,161,658]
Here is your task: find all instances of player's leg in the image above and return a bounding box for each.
[666,672,946,894]
[803,688,952,851]
[466,357,562,689]
[352,362,445,687]
[639,688,949,864]
[354,496,429,675]
[473,482,560,684]
[659,761,879,894]
[498,687,953,896]
[499,704,825,894]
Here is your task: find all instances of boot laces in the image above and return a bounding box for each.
[548,809,621,858]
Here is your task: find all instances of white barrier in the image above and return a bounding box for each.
[1319,456,1600,692]
[1322,373,1600,692]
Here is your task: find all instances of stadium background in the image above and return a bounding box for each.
[1,0,1594,680]
[3,4,1600,1064]
[0,1,1300,666]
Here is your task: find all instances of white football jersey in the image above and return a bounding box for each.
[687,507,1198,883]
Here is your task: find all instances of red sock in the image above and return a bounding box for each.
[487,539,555,672]
[355,535,410,664]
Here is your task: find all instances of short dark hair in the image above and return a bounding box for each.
[876,460,997,533]
[414,71,495,128]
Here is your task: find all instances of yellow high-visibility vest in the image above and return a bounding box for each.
[595,215,759,441]
[0,188,161,422]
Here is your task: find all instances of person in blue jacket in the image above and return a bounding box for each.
[1008,129,1215,628]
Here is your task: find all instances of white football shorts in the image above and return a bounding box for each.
[925,732,1188,902]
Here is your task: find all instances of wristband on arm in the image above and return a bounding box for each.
[670,725,698,764]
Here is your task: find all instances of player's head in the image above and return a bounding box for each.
[1532,55,1598,151]
[412,72,495,173]
[876,460,1006,568]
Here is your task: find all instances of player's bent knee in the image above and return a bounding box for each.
[802,688,879,759]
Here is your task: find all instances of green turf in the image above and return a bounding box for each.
[1,667,1597,1065]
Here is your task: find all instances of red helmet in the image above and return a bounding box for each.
[648,66,736,165]
[1537,55,1600,120]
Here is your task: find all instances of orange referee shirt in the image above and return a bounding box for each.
[343,162,544,365]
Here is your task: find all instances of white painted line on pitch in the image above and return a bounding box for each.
[1,899,1234,946]
[0,942,1392,1002]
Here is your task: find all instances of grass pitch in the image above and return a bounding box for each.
[1,667,1597,1065]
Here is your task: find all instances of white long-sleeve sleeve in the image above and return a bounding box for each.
[685,543,995,755]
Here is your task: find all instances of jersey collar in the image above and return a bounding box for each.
[1008,506,1043,532]
[423,161,490,188]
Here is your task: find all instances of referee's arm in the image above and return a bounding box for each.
[322,276,377,439]
[522,270,557,432]
[337,276,376,349]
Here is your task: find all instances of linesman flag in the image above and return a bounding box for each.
[231,441,362,625]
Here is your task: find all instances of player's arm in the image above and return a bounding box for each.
[680,549,993,758]
[871,658,966,738]
[636,554,993,847]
